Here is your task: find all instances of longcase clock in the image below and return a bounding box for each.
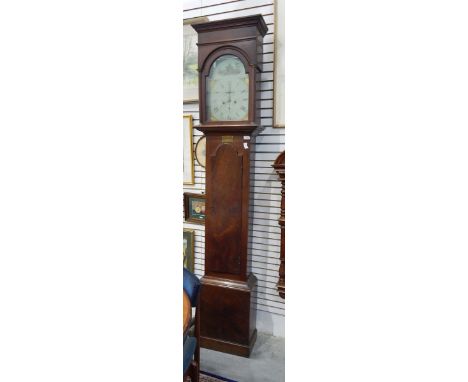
[193,15,267,357]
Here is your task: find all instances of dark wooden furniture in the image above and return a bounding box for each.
[193,15,267,357]
[272,151,285,299]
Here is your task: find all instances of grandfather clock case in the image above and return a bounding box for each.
[193,15,267,357]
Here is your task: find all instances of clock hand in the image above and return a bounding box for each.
[228,82,232,114]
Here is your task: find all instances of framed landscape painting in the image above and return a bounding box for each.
[183,17,208,103]
[183,229,195,272]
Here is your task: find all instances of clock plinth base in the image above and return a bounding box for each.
[200,328,257,358]
[199,273,257,357]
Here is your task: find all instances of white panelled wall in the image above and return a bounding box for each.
[183,0,285,337]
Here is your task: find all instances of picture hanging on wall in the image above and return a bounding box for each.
[273,0,285,127]
[183,17,208,103]
[194,136,206,168]
[184,192,206,224]
[183,115,194,185]
[183,229,195,272]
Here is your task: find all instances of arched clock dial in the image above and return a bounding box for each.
[206,55,249,121]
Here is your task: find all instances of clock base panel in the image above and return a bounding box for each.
[199,273,257,357]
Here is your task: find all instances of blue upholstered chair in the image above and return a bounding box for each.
[183,268,201,307]
[183,268,201,382]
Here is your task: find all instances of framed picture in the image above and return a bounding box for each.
[194,136,206,168]
[183,229,195,273]
[184,192,206,224]
[273,0,285,128]
[183,17,208,103]
[183,115,194,185]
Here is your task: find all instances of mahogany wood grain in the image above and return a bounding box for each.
[205,136,246,279]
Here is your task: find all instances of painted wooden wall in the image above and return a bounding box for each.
[183,0,285,337]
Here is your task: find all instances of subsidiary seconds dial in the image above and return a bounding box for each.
[206,55,249,121]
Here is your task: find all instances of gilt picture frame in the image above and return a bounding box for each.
[183,115,195,185]
[184,192,206,224]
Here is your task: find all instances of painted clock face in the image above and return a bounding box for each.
[206,55,249,121]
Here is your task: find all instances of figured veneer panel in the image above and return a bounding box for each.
[200,282,249,344]
[199,274,257,357]
[206,143,244,275]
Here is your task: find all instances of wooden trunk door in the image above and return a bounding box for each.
[205,136,249,277]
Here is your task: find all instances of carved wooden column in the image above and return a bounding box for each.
[272,151,285,299]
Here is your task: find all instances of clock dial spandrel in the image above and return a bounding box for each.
[206,55,249,122]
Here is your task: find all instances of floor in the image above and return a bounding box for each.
[200,333,285,382]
